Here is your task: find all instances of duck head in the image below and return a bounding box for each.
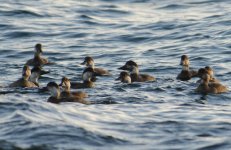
[46,82,60,98]
[115,71,131,83]
[180,55,190,66]
[81,56,94,68]
[59,77,71,91]
[82,67,98,82]
[34,43,43,56]
[205,66,214,78]
[118,60,138,72]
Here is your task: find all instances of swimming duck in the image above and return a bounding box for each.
[69,67,97,89]
[118,60,155,82]
[177,55,198,81]
[81,56,110,76]
[9,65,38,88]
[26,43,49,66]
[115,71,131,83]
[46,82,90,104]
[195,73,228,94]
[59,77,88,99]
[197,67,219,83]
[204,66,219,82]
[29,66,42,87]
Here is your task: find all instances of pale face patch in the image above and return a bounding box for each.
[182,65,189,71]
[48,86,60,98]
[64,80,71,90]
[82,72,92,81]
[181,59,190,66]
[124,76,131,83]
[29,72,39,83]
[86,60,94,68]
[130,66,139,74]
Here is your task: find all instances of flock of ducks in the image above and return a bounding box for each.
[8,43,228,104]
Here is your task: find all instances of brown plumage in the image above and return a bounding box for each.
[197,67,219,83]
[59,77,88,99]
[70,67,97,89]
[118,60,155,82]
[26,43,49,66]
[195,74,228,94]
[9,65,38,88]
[46,82,90,104]
[81,56,110,76]
[177,55,197,81]
[70,81,95,89]
[115,71,131,83]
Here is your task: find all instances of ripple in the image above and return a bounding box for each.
[0,0,231,149]
[0,10,44,17]
[157,4,191,10]
[198,142,230,150]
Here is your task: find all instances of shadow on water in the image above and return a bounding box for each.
[195,95,208,104]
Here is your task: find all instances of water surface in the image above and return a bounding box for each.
[0,0,231,149]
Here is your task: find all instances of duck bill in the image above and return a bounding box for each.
[91,76,97,82]
[40,70,50,75]
[36,48,43,54]
[115,77,121,81]
[179,60,183,66]
[59,82,65,88]
[22,73,27,77]
[118,65,128,70]
[81,61,86,65]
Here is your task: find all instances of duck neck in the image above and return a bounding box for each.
[29,72,39,84]
[182,65,189,71]
[123,76,132,83]
[82,72,92,82]
[64,84,71,92]
[50,87,61,99]
[130,66,139,74]
[34,53,41,59]
[201,79,209,87]
[87,61,95,69]
[23,75,30,81]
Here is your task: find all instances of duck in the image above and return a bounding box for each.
[59,77,88,99]
[204,66,219,82]
[81,56,110,76]
[26,43,49,66]
[118,60,155,82]
[69,67,97,89]
[195,73,228,94]
[29,66,42,87]
[46,82,90,104]
[9,65,38,88]
[177,55,198,81]
[115,71,131,83]
[197,67,219,83]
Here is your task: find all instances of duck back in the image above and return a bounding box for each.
[177,71,192,81]
[71,81,94,89]
[94,68,110,76]
[130,73,155,82]
[9,78,37,88]
[209,82,228,93]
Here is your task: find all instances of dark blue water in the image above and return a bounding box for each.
[0,0,231,149]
